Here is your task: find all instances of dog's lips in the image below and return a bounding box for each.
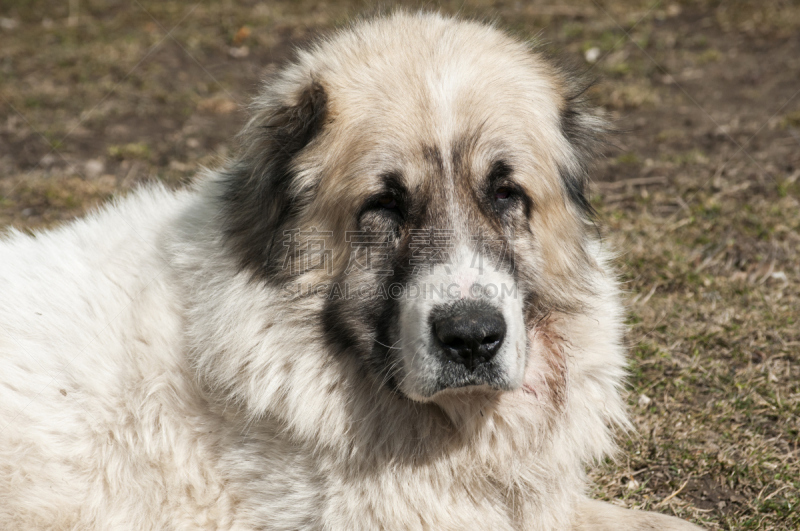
[431,361,516,394]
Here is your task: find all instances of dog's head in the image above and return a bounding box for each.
[218,13,606,405]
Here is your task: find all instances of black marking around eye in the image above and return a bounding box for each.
[487,160,512,185]
[485,161,532,219]
[357,172,409,228]
[380,171,406,196]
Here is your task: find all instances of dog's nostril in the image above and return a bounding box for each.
[482,334,501,345]
[432,306,507,371]
[444,337,466,349]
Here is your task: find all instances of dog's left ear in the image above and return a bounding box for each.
[558,86,608,218]
[217,78,328,280]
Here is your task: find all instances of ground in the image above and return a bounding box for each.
[0,1,798,529]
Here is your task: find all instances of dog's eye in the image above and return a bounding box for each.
[376,195,398,211]
[360,192,404,225]
[494,187,512,201]
[487,161,518,208]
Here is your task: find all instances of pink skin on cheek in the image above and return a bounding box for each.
[521,323,556,398]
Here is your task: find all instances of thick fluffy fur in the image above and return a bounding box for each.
[0,13,700,530]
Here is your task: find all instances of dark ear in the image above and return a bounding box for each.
[218,80,328,280]
[558,82,608,218]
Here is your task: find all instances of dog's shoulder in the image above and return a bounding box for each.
[0,183,233,528]
[0,184,189,279]
[1,184,188,350]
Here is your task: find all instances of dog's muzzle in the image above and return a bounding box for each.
[428,300,510,392]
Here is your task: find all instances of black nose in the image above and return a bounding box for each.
[432,305,506,371]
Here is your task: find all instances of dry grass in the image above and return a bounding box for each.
[1,1,798,529]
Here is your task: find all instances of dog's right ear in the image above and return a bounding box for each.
[217,79,328,280]
[558,82,607,220]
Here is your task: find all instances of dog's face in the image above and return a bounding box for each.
[219,14,604,404]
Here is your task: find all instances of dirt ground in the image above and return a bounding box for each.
[1,1,798,529]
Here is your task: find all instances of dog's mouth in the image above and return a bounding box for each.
[431,360,514,395]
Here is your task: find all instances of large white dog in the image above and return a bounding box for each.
[0,12,701,530]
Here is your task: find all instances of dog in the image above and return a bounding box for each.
[0,12,701,530]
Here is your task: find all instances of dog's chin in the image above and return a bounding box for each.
[407,383,511,429]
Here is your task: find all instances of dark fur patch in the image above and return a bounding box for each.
[321,233,415,394]
[218,81,329,280]
[557,77,608,218]
[422,144,444,174]
[357,171,409,231]
[450,134,477,178]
